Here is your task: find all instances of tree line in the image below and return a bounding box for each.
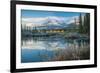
[78,13,90,35]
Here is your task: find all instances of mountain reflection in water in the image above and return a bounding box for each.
[21,36,90,63]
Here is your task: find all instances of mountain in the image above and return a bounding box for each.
[22,16,79,30]
[42,16,67,27]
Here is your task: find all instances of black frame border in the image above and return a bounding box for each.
[10,0,97,73]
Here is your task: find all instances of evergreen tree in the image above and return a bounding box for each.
[86,13,90,35]
[84,13,90,34]
[79,13,83,33]
[78,13,90,35]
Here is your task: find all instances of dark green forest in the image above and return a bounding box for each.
[79,13,90,35]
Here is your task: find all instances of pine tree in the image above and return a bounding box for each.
[86,13,90,35]
[84,13,90,34]
[79,13,83,33]
[78,13,90,34]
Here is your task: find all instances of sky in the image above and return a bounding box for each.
[21,10,86,27]
[21,9,83,18]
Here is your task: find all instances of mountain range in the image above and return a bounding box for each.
[22,16,79,29]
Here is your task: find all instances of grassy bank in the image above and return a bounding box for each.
[50,45,90,61]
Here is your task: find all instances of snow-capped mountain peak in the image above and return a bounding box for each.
[22,16,79,28]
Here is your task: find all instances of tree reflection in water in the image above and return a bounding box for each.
[21,36,90,63]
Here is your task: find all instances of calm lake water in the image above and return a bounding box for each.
[21,36,90,63]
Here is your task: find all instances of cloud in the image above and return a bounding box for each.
[66,16,79,24]
[22,17,46,24]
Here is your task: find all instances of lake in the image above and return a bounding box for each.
[21,36,90,63]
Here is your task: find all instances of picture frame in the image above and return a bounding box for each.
[10,0,97,72]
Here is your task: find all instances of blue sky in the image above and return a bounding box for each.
[21,10,84,18]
